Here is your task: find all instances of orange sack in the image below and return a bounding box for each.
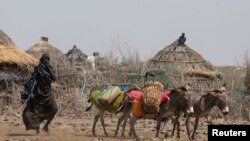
[132,100,145,117]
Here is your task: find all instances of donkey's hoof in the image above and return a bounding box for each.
[171,134,174,138]
[104,132,108,137]
[164,133,169,138]
[42,127,49,134]
[36,129,40,135]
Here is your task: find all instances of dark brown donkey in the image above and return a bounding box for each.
[171,85,229,140]
[155,85,194,138]
[115,85,194,138]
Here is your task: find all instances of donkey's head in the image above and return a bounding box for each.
[205,85,229,115]
[170,84,194,116]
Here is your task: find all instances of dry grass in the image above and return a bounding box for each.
[245,58,250,95]
[216,55,250,121]
[243,57,250,120]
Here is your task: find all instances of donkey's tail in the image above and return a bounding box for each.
[115,102,124,114]
[85,99,93,111]
[85,103,93,111]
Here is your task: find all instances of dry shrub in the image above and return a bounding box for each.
[245,57,250,95]
[242,57,250,120]
[213,55,250,121]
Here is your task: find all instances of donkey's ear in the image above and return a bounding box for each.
[186,83,191,91]
[179,86,187,91]
[134,84,142,90]
[221,85,226,93]
[222,83,227,87]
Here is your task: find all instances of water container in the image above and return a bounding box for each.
[132,100,145,117]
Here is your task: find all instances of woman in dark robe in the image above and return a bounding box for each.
[22,53,58,134]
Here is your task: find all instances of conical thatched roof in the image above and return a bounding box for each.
[65,45,87,64]
[148,40,223,94]
[0,29,37,75]
[149,40,222,79]
[26,37,66,67]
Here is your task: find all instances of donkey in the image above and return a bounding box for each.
[155,85,194,138]
[190,85,229,140]
[115,85,194,138]
[85,86,128,137]
[171,85,229,140]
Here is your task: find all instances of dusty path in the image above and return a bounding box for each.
[1,114,248,141]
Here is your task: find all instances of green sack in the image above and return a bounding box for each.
[89,90,124,113]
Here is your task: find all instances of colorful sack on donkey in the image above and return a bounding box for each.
[98,86,122,106]
[161,91,170,102]
[142,80,164,114]
[90,90,124,113]
[126,90,142,100]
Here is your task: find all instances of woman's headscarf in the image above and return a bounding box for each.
[39,53,50,64]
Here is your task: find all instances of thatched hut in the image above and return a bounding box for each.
[0,29,37,76]
[26,37,66,68]
[0,29,37,92]
[65,45,87,65]
[147,40,223,94]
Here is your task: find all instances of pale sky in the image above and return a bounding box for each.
[1,0,249,66]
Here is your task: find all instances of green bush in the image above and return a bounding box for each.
[145,67,171,90]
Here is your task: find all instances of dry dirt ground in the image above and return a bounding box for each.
[0,113,249,141]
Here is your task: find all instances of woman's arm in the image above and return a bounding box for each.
[46,64,56,81]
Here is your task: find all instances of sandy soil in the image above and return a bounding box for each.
[0,113,249,141]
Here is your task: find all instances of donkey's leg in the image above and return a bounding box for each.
[115,101,132,137]
[100,111,108,136]
[171,113,181,138]
[185,115,191,140]
[173,114,181,138]
[206,113,213,125]
[36,126,40,135]
[171,116,177,137]
[162,108,175,138]
[155,113,163,137]
[92,111,100,136]
[129,116,138,138]
[156,105,172,138]
[191,115,200,140]
[122,99,133,137]
[115,112,128,137]
[121,115,129,137]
